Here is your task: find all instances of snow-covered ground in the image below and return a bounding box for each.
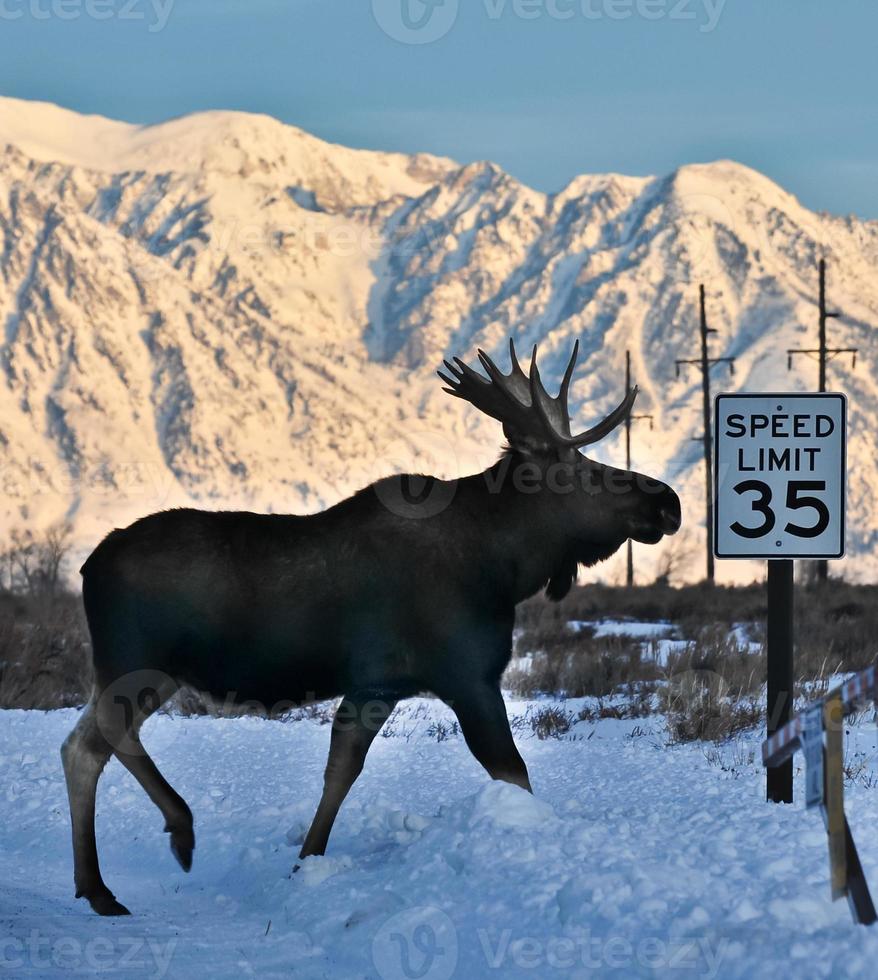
[2,699,878,979]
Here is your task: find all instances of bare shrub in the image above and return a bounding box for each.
[0,524,92,709]
[426,719,460,742]
[1,523,73,597]
[527,705,574,740]
[664,674,762,744]
[702,740,758,775]
[0,592,92,709]
[577,693,655,722]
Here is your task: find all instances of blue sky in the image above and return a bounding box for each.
[0,0,875,217]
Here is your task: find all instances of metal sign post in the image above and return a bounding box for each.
[715,393,847,803]
[766,559,794,802]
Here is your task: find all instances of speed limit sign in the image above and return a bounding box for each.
[714,393,846,559]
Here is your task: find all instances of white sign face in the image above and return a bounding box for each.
[714,393,846,559]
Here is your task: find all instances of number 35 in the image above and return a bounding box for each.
[731,480,830,539]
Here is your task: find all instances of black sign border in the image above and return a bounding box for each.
[713,392,847,561]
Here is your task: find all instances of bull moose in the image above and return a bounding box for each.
[61,340,681,915]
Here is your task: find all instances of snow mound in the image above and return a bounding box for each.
[463,780,557,830]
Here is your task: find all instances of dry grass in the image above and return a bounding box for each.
[518,579,878,676]
[505,625,659,699]
[576,694,655,722]
[505,622,766,743]
[516,581,768,634]
[525,704,575,740]
[661,627,764,742]
[0,592,92,709]
[510,580,878,743]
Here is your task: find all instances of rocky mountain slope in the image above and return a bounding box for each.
[1,97,876,582]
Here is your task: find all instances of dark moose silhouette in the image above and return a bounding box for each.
[61,340,681,915]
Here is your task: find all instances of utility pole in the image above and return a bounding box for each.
[787,259,857,583]
[676,284,735,583]
[624,350,654,587]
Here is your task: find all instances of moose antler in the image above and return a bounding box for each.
[438,339,637,451]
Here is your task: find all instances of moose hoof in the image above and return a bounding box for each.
[81,888,131,917]
[168,824,195,872]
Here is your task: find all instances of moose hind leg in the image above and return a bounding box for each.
[299,695,397,861]
[447,684,532,791]
[116,746,194,872]
[60,700,130,916]
[108,676,195,872]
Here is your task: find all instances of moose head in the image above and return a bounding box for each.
[438,340,681,596]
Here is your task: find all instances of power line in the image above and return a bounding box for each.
[675,284,735,583]
[624,349,654,587]
[787,258,857,583]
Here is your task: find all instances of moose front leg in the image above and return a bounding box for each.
[298,694,397,861]
[447,684,532,791]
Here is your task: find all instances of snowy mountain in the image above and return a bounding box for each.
[1,96,877,583]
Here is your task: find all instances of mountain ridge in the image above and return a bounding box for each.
[0,96,876,583]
